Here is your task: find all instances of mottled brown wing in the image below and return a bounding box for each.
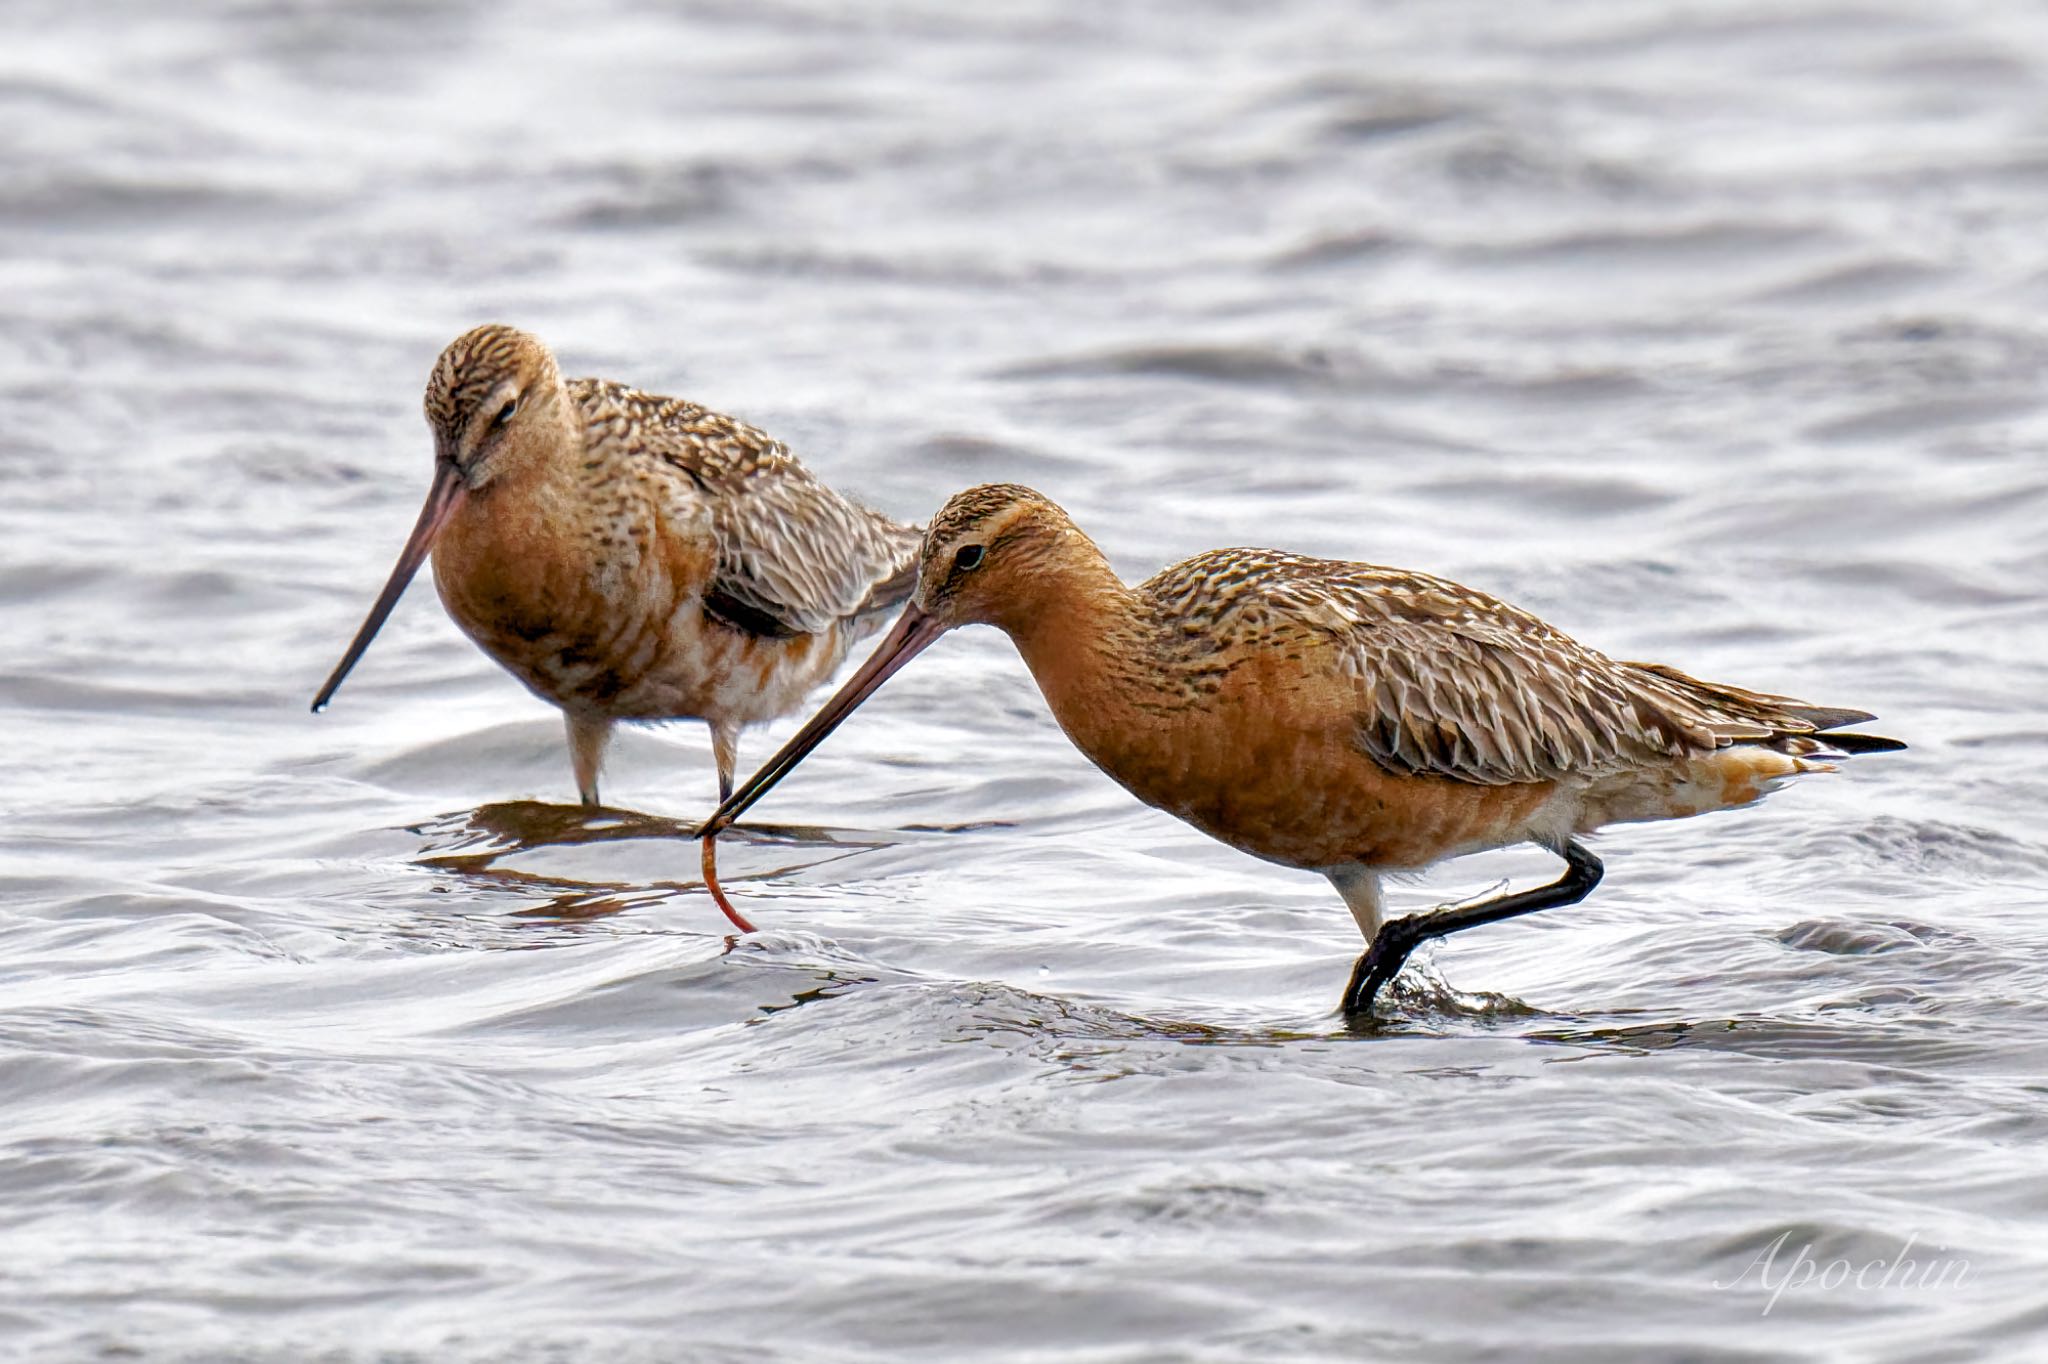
[586,378,922,639]
[1262,561,1726,786]
[703,464,922,638]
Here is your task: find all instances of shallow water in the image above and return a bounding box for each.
[3,0,2047,1359]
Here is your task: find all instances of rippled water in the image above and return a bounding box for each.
[4,1,2047,1359]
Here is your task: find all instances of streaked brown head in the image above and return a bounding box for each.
[913,482,1094,631]
[423,323,568,491]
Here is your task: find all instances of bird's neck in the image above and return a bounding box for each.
[999,540,1163,755]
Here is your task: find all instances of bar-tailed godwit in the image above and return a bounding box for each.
[313,324,920,927]
[697,483,1903,1013]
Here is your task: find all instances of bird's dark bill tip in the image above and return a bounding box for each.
[1827,731,1908,755]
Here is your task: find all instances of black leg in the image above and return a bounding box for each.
[1342,840,1604,1016]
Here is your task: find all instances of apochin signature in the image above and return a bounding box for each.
[1716,1231,1971,1315]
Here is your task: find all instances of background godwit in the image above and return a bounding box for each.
[313,324,921,921]
[702,484,1903,1012]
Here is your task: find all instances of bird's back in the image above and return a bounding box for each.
[1064,546,1901,869]
[565,377,920,721]
[571,377,920,634]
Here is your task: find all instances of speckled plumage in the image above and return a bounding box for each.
[1134,547,1854,786]
[703,483,1903,1010]
[321,324,920,821]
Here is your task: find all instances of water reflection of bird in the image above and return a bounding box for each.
[699,483,1904,1014]
[312,324,920,927]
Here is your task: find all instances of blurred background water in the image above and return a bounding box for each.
[2,0,2046,1359]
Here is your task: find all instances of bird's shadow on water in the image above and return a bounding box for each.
[400,799,1002,926]
[399,799,869,923]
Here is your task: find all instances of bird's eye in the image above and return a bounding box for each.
[494,400,518,426]
[953,544,985,573]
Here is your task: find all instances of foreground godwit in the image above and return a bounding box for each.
[699,483,1903,1013]
[313,324,920,925]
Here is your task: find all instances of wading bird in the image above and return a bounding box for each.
[313,325,920,926]
[698,483,1902,1013]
